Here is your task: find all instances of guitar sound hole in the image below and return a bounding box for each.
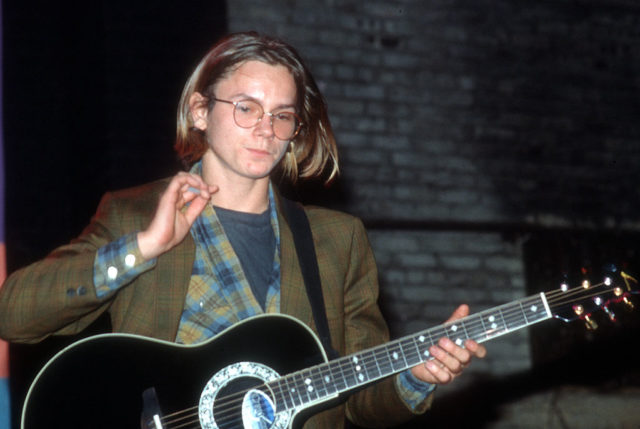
[214,376,275,429]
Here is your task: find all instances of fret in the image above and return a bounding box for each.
[408,336,423,367]
[483,310,504,339]
[477,311,489,341]
[518,300,529,325]
[531,294,551,323]
[465,314,487,344]
[329,358,348,392]
[385,341,407,373]
[281,374,302,409]
[309,366,328,398]
[414,330,435,362]
[290,371,310,406]
[303,373,318,401]
[502,304,519,331]
[376,344,394,376]
[459,319,470,343]
[298,368,322,401]
[272,378,292,411]
[361,349,381,380]
[295,370,316,403]
[340,357,359,389]
[497,307,509,333]
[370,348,383,378]
[317,365,337,397]
[348,353,370,386]
[445,320,467,348]
[508,302,529,331]
[400,337,420,367]
[428,326,447,349]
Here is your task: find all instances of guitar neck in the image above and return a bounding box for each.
[271,292,552,411]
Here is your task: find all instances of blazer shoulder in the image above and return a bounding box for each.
[97,178,171,214]
[85,178,172,237]
[105,177,170,203]
[303,204,365,232]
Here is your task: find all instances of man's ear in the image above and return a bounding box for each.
[189,92,209,131]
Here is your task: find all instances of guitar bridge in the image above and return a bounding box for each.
[141,387,163,429]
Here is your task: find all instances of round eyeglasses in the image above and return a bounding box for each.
[212,98,303,141]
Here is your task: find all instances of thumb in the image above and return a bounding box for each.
[183,196,210,225]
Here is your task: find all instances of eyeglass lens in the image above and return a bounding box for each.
[233,100,300,140]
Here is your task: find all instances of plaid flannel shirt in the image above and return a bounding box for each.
[92,162,433,411]
[174,185,281,344]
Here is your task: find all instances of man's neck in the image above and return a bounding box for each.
[201,158,270,214]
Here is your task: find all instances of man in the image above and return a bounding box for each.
[0,32,485,428]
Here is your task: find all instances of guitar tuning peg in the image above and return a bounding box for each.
[602,305,617,322]
[593,296,615,322]
[584,314,598,330]
[614,286,635,310]
[574,304,598,330]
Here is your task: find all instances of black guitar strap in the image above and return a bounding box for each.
[281,197,340,360]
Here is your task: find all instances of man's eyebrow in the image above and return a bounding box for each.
[227,93,297,110]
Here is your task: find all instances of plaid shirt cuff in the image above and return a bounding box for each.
[94,232,157,298]
[395,369,437,412]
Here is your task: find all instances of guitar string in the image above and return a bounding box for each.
[159,282,617,428]
[157,281,619,428]
[158,296,541,428]
[160,283,617,428]
[158,302,546,428]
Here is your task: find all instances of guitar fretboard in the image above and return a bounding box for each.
[270,292,551,411]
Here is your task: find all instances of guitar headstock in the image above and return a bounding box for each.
[545,269,639,330]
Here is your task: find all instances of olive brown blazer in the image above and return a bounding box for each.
[0,179,431,428]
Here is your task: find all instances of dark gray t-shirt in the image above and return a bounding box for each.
[215,205,275,309]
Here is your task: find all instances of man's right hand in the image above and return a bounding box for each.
[137,172,218,260]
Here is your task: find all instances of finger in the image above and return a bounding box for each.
[446,304,470,323]
[181,180,218,200]
[166,173,215,207]
[429,343,464,376]
[464,339,488,359]
[423,360,453,384]
[182,194,210,225]
[438,337,472,363]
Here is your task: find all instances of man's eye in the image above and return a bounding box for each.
[274,113,294,122]
[236,103,254,114]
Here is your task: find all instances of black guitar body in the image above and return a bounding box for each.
[22,314,328,429]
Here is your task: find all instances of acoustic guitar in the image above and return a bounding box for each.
[21,271,637,428]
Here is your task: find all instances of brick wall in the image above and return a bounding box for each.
[227,1,640,427]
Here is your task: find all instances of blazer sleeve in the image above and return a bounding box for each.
[306,208,433,428]
[341,217,433,427]
[0,183,160,343]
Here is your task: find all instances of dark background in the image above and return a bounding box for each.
[3,1,228,271]
[2,2,227,426]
